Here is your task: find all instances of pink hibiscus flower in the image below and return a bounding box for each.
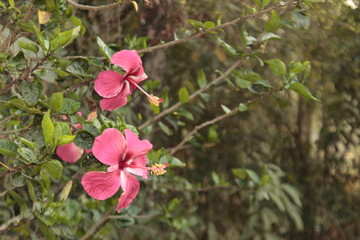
[94,50,163,111]
[56,112,97,163]
[56,142,84,163]
[81,128,167,213]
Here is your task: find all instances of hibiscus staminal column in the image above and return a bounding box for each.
[129,80,164,106]
[147,163,169,176]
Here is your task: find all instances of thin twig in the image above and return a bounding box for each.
[138,60,242,130]
[79,208,114,240]
[80,208,161,240]
[0,209,35,234]
[0,115,16,126]
[0,163,37,178]
[66,0,131,11]
[0,128,27,135]
[136,0,297,54]
[0,215,22,233]
[159,184,239,192]
[63,0,296,58]
[62,79,93,95]
[169,91,274,155]
[0,55,51,95]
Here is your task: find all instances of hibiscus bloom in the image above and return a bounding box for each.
[56,142,84,163]
[56,112,97,163]
[81,128,165,212]
[94,50,163,111]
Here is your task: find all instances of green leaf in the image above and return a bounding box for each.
[265,59,287,77]
[235,77,251,88]
[268,191,285,212]
[114,218,135,228]
[221,104,231,114]
[211,171,220,185]
[232,168,247,179]
[265,10,281,32]
[17,148,38,163]
[11,172,26,187]
[50,92,63,112]
[69,16,86,35]
[215,36,238,56]
[59,180,73,201]
[233,69,262,82]
[168,198,182,212]
[260,32,281,41]
[34,28,48,51]
[8,0,14,8]
[187,19,204,29]
[38,220,55,240]
[97,36,114,60]
[288,82,320,101]
[82,123,100,136]
[20,81,40,106]
[245,169,260,183]
[9,98,24,110]
[51,26,81,52]
[176,109,194,121]
[178,87,190,103]
[59,98,81,114]
[53,122,63,145]
[51,68,70,77]
[0,139,18,157]
[159,155,186,167]
[18,41,39,53]
[74,131,94,149]
[9,190,26,207]
[262,0,272,7]
[18,20,37,32]
[158,122,173,136]
[208,126,219,143]
[253,80,273,88]
[57,122,71,135]
[197,69,207,88]
[27,180,36,202]
[216,70,235,88]
[42,111,54,145]
[204,21,215,29]
[42,160,63,179]
[57,135,76,146]
[45,0,56,11]
[282,184,302,207]
[66,58,91,77]
[238,103,248,112]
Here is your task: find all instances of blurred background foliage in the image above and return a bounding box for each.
[0,0,359,239]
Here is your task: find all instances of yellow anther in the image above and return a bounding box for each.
[148,94,164,107]
[148,162,169,176]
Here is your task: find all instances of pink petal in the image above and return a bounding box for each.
[56,142,84,163]
[116,171,140,213]
[92,128,126,166]
[126,155,148,179]
[126,72,148,85]
[124,129,153,162]
[99,81,131,111]
[94,70,124,98]
[111,50,143,74]
[81,171,121,200]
